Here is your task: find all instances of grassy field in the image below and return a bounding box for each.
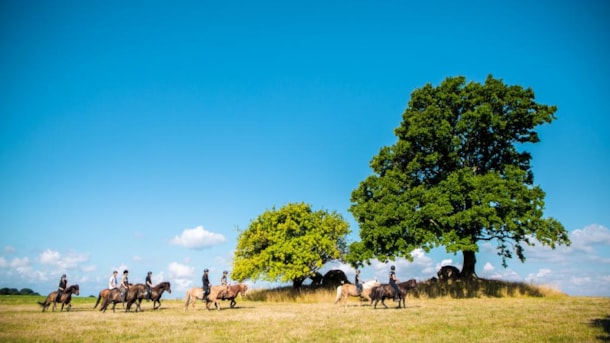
[0,292,609,342]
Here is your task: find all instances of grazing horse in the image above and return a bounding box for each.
[184,283,248,311]
[370,279,418,309]
[334,280,380,306]
[99,286,147,313]
[38,284,80,312]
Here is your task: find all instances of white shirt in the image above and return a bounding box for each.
[108,275,118,289]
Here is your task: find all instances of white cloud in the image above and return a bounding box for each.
[40,249,61,265]
[10,257,30,268]
[3,246,16,254]
[168,262,194,279]
[170,225,226,249]
[0,257,7,268]
[39,249,88,269]
[570,224,610,252]
[168,262,196,293]
[483,262,494,272]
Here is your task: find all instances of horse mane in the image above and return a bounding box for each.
[67,284,79,292]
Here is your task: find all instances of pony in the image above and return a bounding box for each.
[98,285,147,313]
[334,280,380,306]
[126,281,172,311]
[184,283,248,311]
[150,281,172,310]
[38,284,80,312]
[212,283,248,309]
[370,279,418,309]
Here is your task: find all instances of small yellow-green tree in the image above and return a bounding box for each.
[232,203,350,289]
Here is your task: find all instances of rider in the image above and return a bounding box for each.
[145,271,153,300]
[108,270,118,290]
[389,265,400,302]
[202,269,211,302]
[220,270,230,300]
[120,270,129,302]
[354,269,363,296]
[56,274,67,303]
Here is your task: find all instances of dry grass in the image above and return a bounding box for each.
[1,290,609,342]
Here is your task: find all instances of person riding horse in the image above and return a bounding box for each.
[202,269,211,302]
[108,271,118,290]
[355,270,363,296]
[145,271,153,300]
[389,265,400,302]
[120,270,129,302]
[56,274,67,303]
[220,271,230,300]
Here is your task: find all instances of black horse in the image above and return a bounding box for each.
[370,279,417,309]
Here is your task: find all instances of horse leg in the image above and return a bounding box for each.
[154,299,160,310]
[381,297,388,309]
[230,299,236,308]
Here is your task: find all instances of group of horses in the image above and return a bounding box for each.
[37,282,172,313]
[37,278,412,313]
[93,281,172,312]
[335,279,418,309]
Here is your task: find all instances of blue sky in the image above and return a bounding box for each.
[1,1,609,297]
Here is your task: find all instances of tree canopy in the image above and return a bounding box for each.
[347,75,570,276]
[231,202,350,288]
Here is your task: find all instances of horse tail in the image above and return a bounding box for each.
[184,290,191,310]
[37,301,46,307]
[334,285,343,304]
[93,294,102,309]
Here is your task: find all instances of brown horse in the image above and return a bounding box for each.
[38,284,80,312]
[99,285,147,313]
[184,283,248,311]
[150,281,172,310]
[214,283,248,309]
[370,279,418,309]
[127,281,172,311]
[334,279,380,306]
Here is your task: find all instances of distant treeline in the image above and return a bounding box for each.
[0,288,40,296]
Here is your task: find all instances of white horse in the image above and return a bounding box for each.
[335,279,380,306]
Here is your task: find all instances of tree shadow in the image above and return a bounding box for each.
[590,315,610,341]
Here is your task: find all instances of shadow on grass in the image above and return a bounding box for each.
[590,316,610,341]
[415,277,561,299]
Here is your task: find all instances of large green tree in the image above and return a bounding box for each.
[232,202,350,288]
[348,75,570,277]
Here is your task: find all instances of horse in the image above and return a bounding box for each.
[184,283,248,311]
[125,284,148,312]
[94,283,134,310]
[334,279,380,306]
[370,279,418,309]
[38,284,80,312]
[99,285,147,313]
[150,281,172,310]
[213,283,248,309]
[184,287,205,311]
[127,281,172,311]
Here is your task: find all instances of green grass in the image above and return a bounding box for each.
[1,290,609,342]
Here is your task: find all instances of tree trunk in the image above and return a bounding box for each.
[292,278,304,289]
[461,250,477,278]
